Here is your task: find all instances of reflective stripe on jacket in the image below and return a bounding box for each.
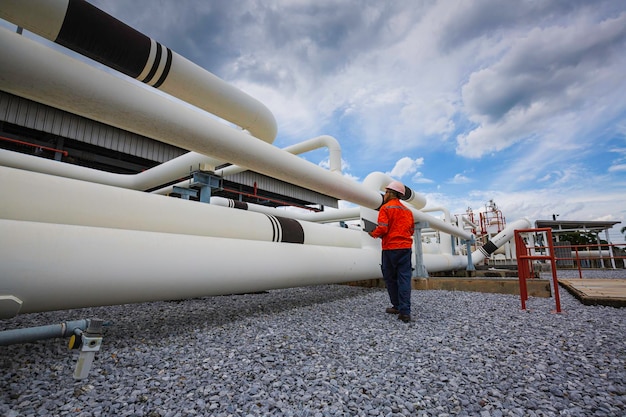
[370,198,414,250]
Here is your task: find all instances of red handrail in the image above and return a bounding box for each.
[515,228,562,313]
[0,135,68,157]
[552,243,625,278]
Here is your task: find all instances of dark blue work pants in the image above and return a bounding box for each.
[381,248,412,316]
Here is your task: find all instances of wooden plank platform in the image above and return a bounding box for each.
[559,279,626,307]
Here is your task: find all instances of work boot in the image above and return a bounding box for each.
[398,314,411,323]
[385,307,400,314]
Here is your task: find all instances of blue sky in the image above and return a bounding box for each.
[5,1,626,241]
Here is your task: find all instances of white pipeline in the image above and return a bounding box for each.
[154,135,343,195]
[0,0,277,143]
[0,166,363,248]
[0,219,381,317]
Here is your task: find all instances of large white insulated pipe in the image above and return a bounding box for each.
[0,0,277,143]
[0,27,387,210]
[0,219,381,317]
[0,165,363,248]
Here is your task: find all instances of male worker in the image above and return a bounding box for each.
[368,181,415,322]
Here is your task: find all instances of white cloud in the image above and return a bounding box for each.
[385,157,424,179]
[448,174,472,184]
[412,172,434,184]
[457,12,626,159]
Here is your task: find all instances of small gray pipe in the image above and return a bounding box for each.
[0,319,89,346]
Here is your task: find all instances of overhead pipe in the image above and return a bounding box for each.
[218,135,343,176]
[0,0,277,143]
[461,215,480,230]
[0,27,404,211]
[153,135,344,195]
[0,134,342,193]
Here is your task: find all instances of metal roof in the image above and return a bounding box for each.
[534,219,621,233]
[224,170,338,209]
[0,90,186,163]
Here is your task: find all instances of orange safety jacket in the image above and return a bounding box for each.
[370,198,415,250]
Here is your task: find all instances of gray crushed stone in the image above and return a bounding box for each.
[1,271,625,416]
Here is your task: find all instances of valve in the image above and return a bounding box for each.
[69,318,104,380]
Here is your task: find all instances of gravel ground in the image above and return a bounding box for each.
[1,274,625,417]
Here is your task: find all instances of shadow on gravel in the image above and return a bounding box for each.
[1,285,383,343]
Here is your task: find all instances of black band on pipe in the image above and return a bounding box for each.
[275,217,305,244]
[152,47,173,88]
[141,42,163,84]
[482,241,498,256]
[401,185,414,201]
[233,201,248,210]
[266,215,305,244]
[56,0,152,78]
[266,215,280,242]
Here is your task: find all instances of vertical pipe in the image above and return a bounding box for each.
[515,231,528,310]
[546,230,562,313]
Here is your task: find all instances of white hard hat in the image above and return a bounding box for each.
[385,180,405,196]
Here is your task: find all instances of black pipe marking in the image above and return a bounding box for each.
[481,241,498,256]
[401,185,414,201]
[152,47,173,88]
[266,215,280,242]
[232,201,248,210]
[141,42,163,84]
[56,0,151,78]
[275,216,305,244]
[265,215,304,244]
